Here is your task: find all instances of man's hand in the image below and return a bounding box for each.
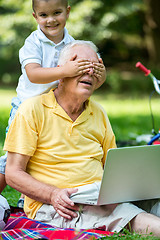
[62,54,93,78]
[93,58,106,89]
[51,187,79,220]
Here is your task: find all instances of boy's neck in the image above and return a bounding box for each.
[40,26,65,44]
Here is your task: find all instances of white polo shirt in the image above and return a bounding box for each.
[16,26,74,102]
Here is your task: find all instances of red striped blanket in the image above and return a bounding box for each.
[1,212,113,239]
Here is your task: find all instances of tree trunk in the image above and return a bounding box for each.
[144,0,160,63]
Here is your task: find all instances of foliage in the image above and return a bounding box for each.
[68,0,145,49]
[0,0,158,93]
[0,0,160,93]
[0,0,36,85]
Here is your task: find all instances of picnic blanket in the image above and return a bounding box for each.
[1,211,113,239]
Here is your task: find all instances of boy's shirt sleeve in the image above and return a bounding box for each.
[19,34,42,68]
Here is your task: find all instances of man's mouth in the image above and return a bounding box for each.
[80,81,92,86]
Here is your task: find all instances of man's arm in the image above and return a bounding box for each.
[5,152,79,219]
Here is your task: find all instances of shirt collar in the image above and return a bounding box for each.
[41,90,93,122]
[37,25,70,46]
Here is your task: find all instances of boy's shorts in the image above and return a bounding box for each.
[0,97,21,174]
[0,153,8,174]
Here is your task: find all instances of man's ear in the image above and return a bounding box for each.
[70,54,77,61]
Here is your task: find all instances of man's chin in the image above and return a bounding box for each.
[78,88,94,100]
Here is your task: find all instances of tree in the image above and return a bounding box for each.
[0,0,36,85]
[67,0,145,65]
[0,0,159,90]
[143,0,160,63]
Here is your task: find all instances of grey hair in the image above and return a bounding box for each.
[58,40,100,65]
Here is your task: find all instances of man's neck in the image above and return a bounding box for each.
[54,89,85,122]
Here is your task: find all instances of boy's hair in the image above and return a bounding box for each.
[32,0,68,12]
[58,40,100,66]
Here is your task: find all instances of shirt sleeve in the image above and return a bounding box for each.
[4,104,39,156]
[19,33,42,68]
[101,112,117,166]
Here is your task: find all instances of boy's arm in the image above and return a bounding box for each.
[25,58,93,84]
[93,58,106,89]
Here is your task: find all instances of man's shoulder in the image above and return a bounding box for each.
[19,90,54,113]
[90,99,106,114]
[89,99,109,122]
[18,95,44,115]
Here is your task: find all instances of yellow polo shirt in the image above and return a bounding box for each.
[4,90,116,219]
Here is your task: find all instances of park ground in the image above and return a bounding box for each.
[0,88,160,239]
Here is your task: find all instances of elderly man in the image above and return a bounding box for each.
[4,40,160,235]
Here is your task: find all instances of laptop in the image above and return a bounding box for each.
[70,144,160,205]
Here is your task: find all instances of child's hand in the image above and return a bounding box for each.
[93,58,106,89]
[62,55,93,77]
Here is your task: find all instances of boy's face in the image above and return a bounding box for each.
[33,0,70,44]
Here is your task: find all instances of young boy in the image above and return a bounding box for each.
[0,0,106,206]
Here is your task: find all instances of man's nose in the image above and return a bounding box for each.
[87,67,94,76]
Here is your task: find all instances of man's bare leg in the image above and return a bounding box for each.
[130,212,160,236]
[0,173,6,193]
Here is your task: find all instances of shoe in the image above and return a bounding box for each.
[17,198,24,208]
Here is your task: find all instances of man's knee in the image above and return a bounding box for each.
[130,212,160,236]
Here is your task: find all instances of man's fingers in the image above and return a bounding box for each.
[56,207,77,220]
[61,188,78,207]
[55,188,77,208]
[51,188,80,220]
[55,201,78,219]
[62,194,74,207]
[67,187,78,195]
[57,209,71,219]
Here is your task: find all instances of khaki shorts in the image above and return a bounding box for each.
[35,202,145,232]
[34,183,160,232]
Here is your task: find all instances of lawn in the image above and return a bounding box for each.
[93,92,160,145]
[1,88,160,204]
[0,88,160,239]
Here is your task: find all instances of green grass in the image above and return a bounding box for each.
[0,88,160,239]
[92,92,160,146]
[102,229,160,239]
